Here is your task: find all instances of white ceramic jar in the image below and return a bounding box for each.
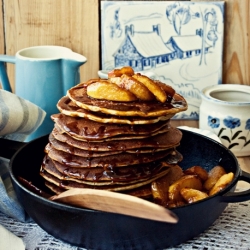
[199,84,250,157]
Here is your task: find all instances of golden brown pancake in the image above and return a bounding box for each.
[48,134,122,157]
[45,180,152,199]
[54,122,172,142]
[49,133,168,155]
[51,127,182,151]
[67,82,188,117]
[122,165,184,198]
[46,144,181,168]
[44,165,184,199]
[42,155,172,184]
[40,166,172,192]
[45,181,63,195]
[51,113,171,140]
[57,96,172,125]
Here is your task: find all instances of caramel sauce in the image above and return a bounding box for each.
[18,176,51,198]
[68,83,186,114]
[45,149,168,182]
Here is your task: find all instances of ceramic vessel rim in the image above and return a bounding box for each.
[201,84,250,106]
[16,45,86,62]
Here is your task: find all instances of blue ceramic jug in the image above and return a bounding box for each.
[0,45,87,141]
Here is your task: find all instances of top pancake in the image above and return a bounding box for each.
[67,82,188,117]
[57,96,172,125]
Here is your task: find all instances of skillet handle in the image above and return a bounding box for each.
[0,138,25,159]
[221,170,250,203]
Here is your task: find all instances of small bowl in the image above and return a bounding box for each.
[199,84,250,157]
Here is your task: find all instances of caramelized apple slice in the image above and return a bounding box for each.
[209,172,234,196]
[203,165,226,191]
[108,66,135,78]
[168,175,203,203]
[132,74,167,103]
[151,177,170,207]
[151,165,183,206]
[184,166,208,182]
[110,74,155,101]
[180,188,208,203]
[156,81,176,100]
[87,81,137,102]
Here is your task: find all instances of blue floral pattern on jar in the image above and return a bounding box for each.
[223,116,240,129]
[246,119,250,130]
[243,118,250,148]
[207,116,220,128]
[208,116,250,150]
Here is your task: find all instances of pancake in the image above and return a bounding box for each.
[45,141,120,157]
[45,180,152,199]
[54,122,171,142]
[44,165,184,199]
[40,166,172,192]
[49,133,168,155]
[45,181,64,195]
[42,155,172,184]
[48,134,122,157]
[57,96,172,125]
[51,127,182,151]
[122,165,184,198]
[67,82,188,117]
[47,144,182,168]
[51,113,171,140]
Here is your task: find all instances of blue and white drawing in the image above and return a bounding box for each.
[101,1,225,119]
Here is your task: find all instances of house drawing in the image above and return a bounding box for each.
[101,1,224,119]
[113,24,212,71]
[113,24,174,71]
[166,29,211,60]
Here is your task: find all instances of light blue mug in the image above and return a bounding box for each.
[0,45,87,141]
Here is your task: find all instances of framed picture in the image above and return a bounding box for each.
[100,1,225,119]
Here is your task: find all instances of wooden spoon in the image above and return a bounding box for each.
[18,177,178,223]
[50,188,178,223]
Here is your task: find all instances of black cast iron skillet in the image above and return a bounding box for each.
[3,129,250,250]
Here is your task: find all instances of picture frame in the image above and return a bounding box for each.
[100,1,225,119]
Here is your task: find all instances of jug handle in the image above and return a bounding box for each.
[0,55,16,92]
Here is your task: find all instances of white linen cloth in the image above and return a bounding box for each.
[0,89,46,142]
[0,89,46,249]
[0,223,25,250]
[0,89,46,221]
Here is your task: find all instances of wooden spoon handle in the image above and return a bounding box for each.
[50,188,178,223]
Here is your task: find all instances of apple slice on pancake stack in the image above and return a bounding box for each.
[40,66,188,201]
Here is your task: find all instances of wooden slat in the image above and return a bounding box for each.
[223,0,250,84]
[0,0,4,53]
[192,0,250,85]
[2,0,250,91]
[3,0,100,92]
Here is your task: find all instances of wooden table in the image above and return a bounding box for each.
[236,157,250,189]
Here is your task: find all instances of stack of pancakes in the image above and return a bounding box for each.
[40,67,188,200]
